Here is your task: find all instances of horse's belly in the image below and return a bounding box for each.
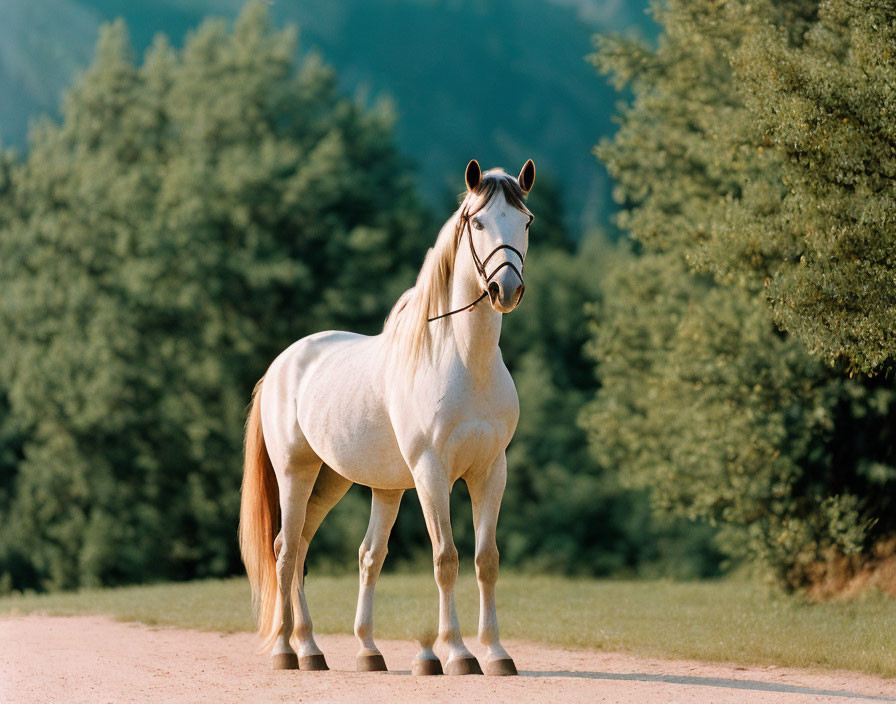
[315,420,413,490]
[296,346,413,490]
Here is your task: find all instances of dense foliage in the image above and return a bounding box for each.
[0,4,715,592]
[0,4,427,590]
[7,0,891,597]
[714,1,896,374]
[589,0,896,592]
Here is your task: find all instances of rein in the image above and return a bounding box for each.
[427,214,526,323]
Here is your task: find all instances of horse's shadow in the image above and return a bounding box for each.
[519,670,896,701]
[388,669,895,701]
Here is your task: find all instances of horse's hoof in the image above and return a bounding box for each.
[299,653,329,671]
[271,653,299,670]
[357,653,388,672]
[412,656,443,676]
[445,655,483,675]
[486,658,518,676]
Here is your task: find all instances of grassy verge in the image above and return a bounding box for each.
[2,573,894,677]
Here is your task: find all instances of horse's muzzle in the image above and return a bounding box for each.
[487,272,525,313]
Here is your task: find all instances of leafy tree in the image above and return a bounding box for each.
[597,0,896,374]
[500,232,722,577]
[713,0,896,374]
[0,2,426,590]
[589,0,896,592]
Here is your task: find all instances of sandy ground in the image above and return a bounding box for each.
[1,616,894,704]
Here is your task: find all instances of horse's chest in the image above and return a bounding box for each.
[443,417,506,480]
[405,375,518,477]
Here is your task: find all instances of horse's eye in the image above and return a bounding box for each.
[472,218,484,230]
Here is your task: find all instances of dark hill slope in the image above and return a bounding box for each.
[0,0,653,228]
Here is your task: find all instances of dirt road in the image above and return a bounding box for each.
[1,616,893,703]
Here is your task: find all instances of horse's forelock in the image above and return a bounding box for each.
[464,170,529,218]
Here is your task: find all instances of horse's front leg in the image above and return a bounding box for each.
[414,453,481,675]
[354,488,403,671]
[466,452,516,675]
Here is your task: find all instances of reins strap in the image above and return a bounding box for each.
[426,290,489,322]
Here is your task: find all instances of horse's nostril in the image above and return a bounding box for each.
[488,282,500,301]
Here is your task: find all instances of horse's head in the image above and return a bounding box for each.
[460,159,535,314]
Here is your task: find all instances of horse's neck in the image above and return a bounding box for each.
[447,246,502,376]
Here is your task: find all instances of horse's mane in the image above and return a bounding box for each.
[382,169,530,370]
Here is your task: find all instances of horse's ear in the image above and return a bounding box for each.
[465,159,481,192]
[518,159,535,194]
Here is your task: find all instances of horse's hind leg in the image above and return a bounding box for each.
[354,488,403,671]
[298,466,352,585]
[271,463,320,670]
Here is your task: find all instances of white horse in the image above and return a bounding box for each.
[239,158,535,676]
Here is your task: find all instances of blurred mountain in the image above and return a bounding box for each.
[0,0,654,229]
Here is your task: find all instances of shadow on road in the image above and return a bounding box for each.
[518,671,896,701]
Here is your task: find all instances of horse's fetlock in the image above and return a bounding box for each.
[293,620,313,641]
[354,619,372,641]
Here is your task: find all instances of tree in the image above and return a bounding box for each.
[597,0,896,375]
[0,2,427,590]
[714,0,896,374]
[589,0,896,593]
[485,177,722,579]
[500,233,722,578]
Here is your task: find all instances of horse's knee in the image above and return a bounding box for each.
[358,541,387,586]
[434,545,459,587]
[475,544,499,585]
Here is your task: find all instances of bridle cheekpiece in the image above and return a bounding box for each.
[427,208,531,323]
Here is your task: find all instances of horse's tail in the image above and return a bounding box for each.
[239,377,281,652]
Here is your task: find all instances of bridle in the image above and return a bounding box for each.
[427,209,531,323]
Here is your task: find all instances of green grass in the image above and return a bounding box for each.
[2,573,895,677]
